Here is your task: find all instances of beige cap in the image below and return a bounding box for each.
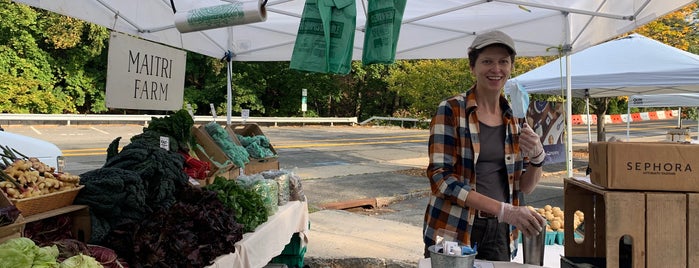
[469,30,516,55]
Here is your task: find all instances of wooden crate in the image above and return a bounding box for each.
[564,178,691,268]
[564,178,645,268]
[0,193,24,244]
[689,194,699,268]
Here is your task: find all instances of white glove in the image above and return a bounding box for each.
[520,123,545,163]
[498,202,546,237]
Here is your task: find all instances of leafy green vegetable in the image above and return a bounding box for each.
[0,237,59,268]
[206,177,269,233]
[59,254,102,268]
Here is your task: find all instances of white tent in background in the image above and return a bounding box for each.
[508,34,699,158]
[628,93,699,140]
[508,34,699,98]
[14,0,696,177]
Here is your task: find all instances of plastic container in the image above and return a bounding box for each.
[428,245,476,268]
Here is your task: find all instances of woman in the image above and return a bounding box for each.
[423,30,546,261]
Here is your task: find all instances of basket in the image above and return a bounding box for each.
[11,185,84,216]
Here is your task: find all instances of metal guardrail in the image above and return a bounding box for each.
[0,113,358,127]
[359,116,430,128]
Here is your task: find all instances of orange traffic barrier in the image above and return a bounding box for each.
[631,113,642,122]
[611,114,623,123]
[571,115,583,125]
[665,110,674,118]
[649,111,659,120]
[591,115,598,125]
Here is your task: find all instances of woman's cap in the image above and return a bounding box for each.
[469,30,516,55]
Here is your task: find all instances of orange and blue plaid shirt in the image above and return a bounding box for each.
[423,88,525,258]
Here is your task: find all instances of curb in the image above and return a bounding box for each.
[305,256,417,268]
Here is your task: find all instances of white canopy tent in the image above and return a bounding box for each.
[13,0,696,176]
[507,33,699,173]
[508,34,699,98]
[628,93,699,140]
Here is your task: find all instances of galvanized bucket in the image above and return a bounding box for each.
[428,245,476,268]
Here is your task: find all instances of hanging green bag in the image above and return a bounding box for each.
[362,0,406,65]
[290,0,356,74]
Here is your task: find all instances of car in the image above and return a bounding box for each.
[0,126,65,172]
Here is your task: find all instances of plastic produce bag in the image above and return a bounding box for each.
[237,174,279,216]
[261,170,291,206]
[290,0,356,74]
[505,81,530,119]
[362,0,407,65]
[203,123,249,168]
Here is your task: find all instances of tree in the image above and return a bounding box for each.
[386,59,472,118]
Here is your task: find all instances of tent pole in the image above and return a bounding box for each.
[565,53,573,178]
[626,105,630,141]
[226,51,233,126]
[678,107,682,128]
[585,94,591,142]
[626,104,631,141]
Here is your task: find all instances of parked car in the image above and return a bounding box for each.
[0,125,65,172]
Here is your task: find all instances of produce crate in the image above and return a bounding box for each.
[270,246,306,268]
[0,193,24,244]
[564,178,690,268]
[11,185,84,217]
[23,205,91,243]
[280,232,304,256]
[228,124,278,162]
[191,126,237,180]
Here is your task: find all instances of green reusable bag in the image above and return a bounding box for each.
[362,0,406,65]
[290,0,356,74]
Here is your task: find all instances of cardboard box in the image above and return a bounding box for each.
[689,194,699,268]
[564,178,691,268]
[228,124,278,162]
[244,159,280,175]
[588,142,699,192]
[191,126,237,180]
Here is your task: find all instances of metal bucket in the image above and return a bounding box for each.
[428,245,476,268]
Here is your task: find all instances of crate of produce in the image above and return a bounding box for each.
[11,185,84,217]
[228,124,278,162]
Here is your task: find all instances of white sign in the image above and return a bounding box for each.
[241,109,250,119]
[159,136,170,150]
[106,32,186,111]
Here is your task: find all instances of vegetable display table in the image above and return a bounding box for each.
[207,200,310,268]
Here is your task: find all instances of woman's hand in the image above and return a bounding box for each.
[520,123,545,163]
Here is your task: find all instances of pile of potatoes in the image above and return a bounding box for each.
[527,205,584,232]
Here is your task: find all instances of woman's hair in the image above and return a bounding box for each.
[468,43,516,68]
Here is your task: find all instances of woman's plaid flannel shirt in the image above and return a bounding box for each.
[423,89,525,258]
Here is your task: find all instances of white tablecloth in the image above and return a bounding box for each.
[207,201,310,268]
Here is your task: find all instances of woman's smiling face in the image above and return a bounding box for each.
[471,45,513,93]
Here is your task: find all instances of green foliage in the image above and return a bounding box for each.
[387,59,472,118]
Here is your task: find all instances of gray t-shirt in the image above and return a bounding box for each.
[475,122,509,202]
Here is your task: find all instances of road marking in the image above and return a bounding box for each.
[30,126,41,135]
[90,127,110,134]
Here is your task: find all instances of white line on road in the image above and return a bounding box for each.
[90,127,110,134]
[29,126,41,135]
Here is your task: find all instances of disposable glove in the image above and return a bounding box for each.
[520,123,545,164]
[498,202,546,237]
